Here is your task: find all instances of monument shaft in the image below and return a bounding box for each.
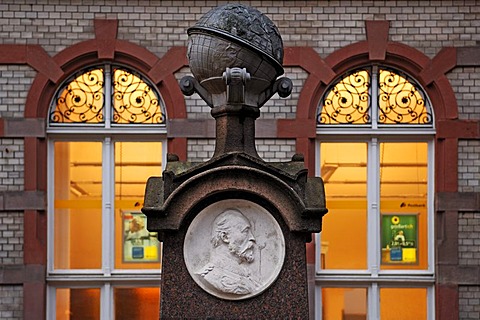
[142,4,327,318]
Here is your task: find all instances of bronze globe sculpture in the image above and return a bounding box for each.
[180,3,292,108]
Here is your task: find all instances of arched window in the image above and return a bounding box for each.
[318,66,433,126]
[315,65,435,319]
[49,65,166,126]
[46,64,166,319]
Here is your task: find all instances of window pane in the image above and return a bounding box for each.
[321,287,367,320]
[112,68,165,124]
[379,142,428,270]
[378,69,433,125]
[318,70,371,125]
[114,142,162,269]
[380,288,427,319]
[114,287,160,319]
[50,68,104,124]
[56,288,100,320]
[54,142,102,269]
[320,143,368,269]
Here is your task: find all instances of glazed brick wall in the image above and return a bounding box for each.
[458,212,480,267]
[1,1,479,59]
[458,140,480,192]
[448,67,480,121]
[256,138,296,162]
[187,138,215,162]
[0,285,22,320]
[0,139,24,192]
[0,66,35,119]
[0,212,23,265]
[459,286,480,320]
[187,138,296,162]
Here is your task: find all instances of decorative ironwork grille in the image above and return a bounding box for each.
[318,70,371,125]
[50,68,105,123]
[317,67,433,126]
[378,69,432,125]
[112,69,164,124]
[49,66,165,125]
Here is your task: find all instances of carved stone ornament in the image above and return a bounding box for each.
[183,199,286,300]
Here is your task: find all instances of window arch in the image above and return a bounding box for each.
[49,65,166,126]
[317,66,434,127]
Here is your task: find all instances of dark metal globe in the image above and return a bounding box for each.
[187,3,284,86]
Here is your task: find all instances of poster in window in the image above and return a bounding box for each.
[123,212,160,263]
[381,214,418,264]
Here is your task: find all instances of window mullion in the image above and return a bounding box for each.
[101,283,113,320]
[105,64,112,128]
[367,138,380,275]
[102,137,114,276]
[371,66,378,129]
[368,283,379,320]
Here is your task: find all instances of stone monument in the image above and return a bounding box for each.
[143,3,327,318]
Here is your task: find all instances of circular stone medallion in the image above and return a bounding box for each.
[184,199,285,300]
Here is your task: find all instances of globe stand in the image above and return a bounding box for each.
[180,67,292,158]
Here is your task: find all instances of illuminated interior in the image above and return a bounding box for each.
[320,143,368,269]
[114,287,160,319]
[56,288,100,320]
[380,142,428,270]
[322,287,367,320]
[380,288,427,319]
[53,141,163,270]
[54,141,103,269]
[319,142,428,270]
[114,142,163,270]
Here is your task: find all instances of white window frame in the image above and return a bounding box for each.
[46,63,167,319]
[314,66,436,319]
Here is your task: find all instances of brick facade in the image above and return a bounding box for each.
[0,285,22,320]
[459,286,480,320]
[458,212,480,267]
[0,1,479,319]
[458,140,480,192]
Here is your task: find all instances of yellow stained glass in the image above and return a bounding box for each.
[318,67,433,126]
[318,70,370,124]
[51,69,104,123]
[113,69,164,124]
[379,69,432,124]
[49,66,165,125]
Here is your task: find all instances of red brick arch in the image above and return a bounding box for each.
[25,19,188,123]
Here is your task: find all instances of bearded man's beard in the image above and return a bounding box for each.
[229,241,255,263]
